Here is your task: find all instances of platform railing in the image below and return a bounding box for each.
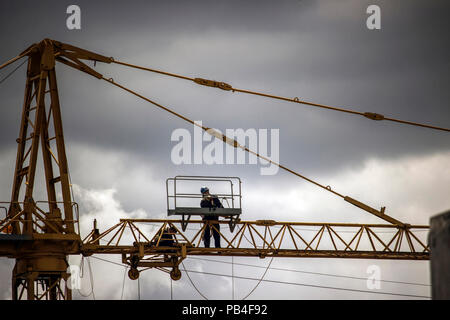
[0,200,80,235]
[166,176,242,231]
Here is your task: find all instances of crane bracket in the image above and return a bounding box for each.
[364,112,385,121]
[194,77,233,91]
[344,196,404,226]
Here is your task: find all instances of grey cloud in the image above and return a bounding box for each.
[2,0,449,180]
[0,0,448,300]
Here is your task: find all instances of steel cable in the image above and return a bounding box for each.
[183,269,430,299]
[188,257,431,287]
[0,58,27,85]
[0,51,30,71]
[77,256,95,299]
[112,59,450,133]
[100,76,399,224]
[241,257,274,300]
[86,255,431,299]
[180,261,209,300]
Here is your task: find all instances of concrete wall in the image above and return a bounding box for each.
[429,210,450,300]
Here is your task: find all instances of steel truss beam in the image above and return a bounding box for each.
[81,219,430,280]
[12,263,72,300]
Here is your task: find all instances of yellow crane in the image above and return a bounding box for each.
[0,39,443,300]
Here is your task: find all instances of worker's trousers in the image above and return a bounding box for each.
[203,222,221,248]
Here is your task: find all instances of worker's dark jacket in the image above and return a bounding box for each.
[158,229,175,247]
[200,196,223,221]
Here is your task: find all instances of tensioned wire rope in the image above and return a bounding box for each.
[90,255,129,300]
[99,76,344,195]
[187,256,430,287]
[0,58,27,84]
[112,59,450,133]
[94,255,430,299]
[183,269,431,299]
[95,74,404,225]
[1,53,448,132]
[77,256,96,300]
[180,223,274,300]
[0,50,31,74]
[223,199,274,300]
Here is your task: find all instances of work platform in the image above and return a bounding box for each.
[166,176,242,231]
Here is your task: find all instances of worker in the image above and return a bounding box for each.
[156,226,177,247]
[200,186,222,248]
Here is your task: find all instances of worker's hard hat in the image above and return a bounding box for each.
[200,186,209,194]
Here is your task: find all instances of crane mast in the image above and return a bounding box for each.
[0,39,433,300]
[1,39,81,300]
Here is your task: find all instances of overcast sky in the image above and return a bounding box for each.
[0,0,449,300]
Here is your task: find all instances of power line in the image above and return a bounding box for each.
[84,247,430,299]
[231,255,234,300]
[87,257,96,300]
[0,51,29,71]
[181,268,430,299]
[77,256,95,298]
[187,256,431,287]
[0,58,27,85]
[94,226,429,288]
[90,255,130,300]
[241,257,273,300]
[181,261,209,300]
[121,266,127,300]
[183,228,275,301]
[230,226,274,300]
[91,242,430,288]
[138,274,141,300]
[90,255,127,268]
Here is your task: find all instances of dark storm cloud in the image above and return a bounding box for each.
[0,0,449,183]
